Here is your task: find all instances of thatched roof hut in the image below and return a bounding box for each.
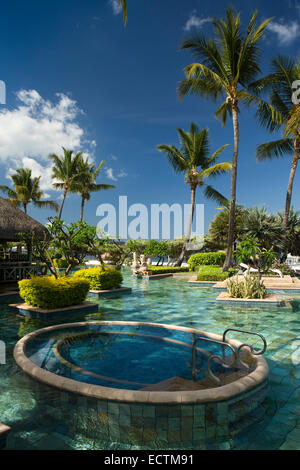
[0,197,48,242]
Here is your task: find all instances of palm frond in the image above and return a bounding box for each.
[204,185,229,205]
[256,138,294,161]
[200,161,232,179]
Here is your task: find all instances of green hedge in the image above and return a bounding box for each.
[147,266,189,274]
[197,265,230,282]
[74,267,123,290]
[18,276,90,309]
[188,252,226,270]
[53,258,79,268]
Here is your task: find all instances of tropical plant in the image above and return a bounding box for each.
[206,204,247,250]
[227,275,267,299]
[253,56,300,234]
[71,157,115,221]
[178,9,272,271]
[240,207,281,250]
[49,148,83,220]
[0,168,58,215]
[19,219,96,277]
[158,123,231,265]
[235,238,276,274]
[144,240,170,265]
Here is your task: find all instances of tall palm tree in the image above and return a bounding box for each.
[0,168,58,215]
[253,56,300,233]
[49,148,83,220]
[157,123,231,266]
[119,0,127,25]
[178,9,272,271]
[72,157,116,221]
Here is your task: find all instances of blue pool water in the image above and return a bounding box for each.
[1,269,300,449]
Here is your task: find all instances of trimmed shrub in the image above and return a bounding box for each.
[18,276,90,309]
[197,266,229,282]
[188,252,226,270]
[226,275,267,299]
[74,267,123,291]
[147,266,189,274]
[53,258,79,268]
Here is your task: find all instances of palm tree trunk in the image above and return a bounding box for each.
[223,102,239,272]
[23,203,27,215]
[80,196,85,222]
[58,189,67,220]
[175,185,196,267]
[283,145,299,231]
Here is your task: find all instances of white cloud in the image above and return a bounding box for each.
[268,20,300,45]
[0,89,95,191]
[117,169,127,178]
[105,167,127,181]
[105,168,117,181]
[109,0,122,16]
[184,13,212,32]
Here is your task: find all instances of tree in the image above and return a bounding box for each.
[72,157,115,222]
[49,148,83,220]
[207,204,247,250]
[240,206,282,251]
[119,0,127,25]
[178,9,272,271]
[253,56,300,234]
[0,168,58,215]
[158,123,231,265]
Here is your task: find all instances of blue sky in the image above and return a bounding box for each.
[0,0,299,237]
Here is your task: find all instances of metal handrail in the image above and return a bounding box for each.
[192,328,267,384]
[223,328,267,355]
[192,336,236,381]
[222,328,267,371]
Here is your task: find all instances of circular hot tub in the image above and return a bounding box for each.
[14,321,269,448]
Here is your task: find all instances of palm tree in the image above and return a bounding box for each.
[0,168,58,215]
[178,9,272,271]
[119,0,127,25]
[157,123,231,266]
[241,206,282,251]
[72,157,116,221]
[253,56,300,233]
[49,148,83,220]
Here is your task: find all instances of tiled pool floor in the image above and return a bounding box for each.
[1,270,300,449]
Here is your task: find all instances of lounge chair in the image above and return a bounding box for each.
[270,269,284,278]
[239,263,259,276]
[239,263,283,278]
[292,265,300,274]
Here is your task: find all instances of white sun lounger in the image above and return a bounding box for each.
[239,263,283,278]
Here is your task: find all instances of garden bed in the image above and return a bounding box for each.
[10,301,99,319]
[216,291,284,306]
[89,287,132,298]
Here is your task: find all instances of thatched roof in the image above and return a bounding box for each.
[0,197,48,242]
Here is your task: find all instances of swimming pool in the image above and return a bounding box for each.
[1,269,300,449]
